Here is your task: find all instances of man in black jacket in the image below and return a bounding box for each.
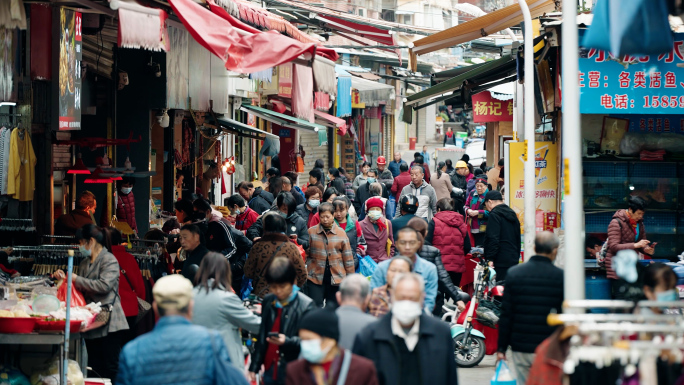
[238,181,275,215]
[249,257,315,385]
[497,232,564,385]
[390,195,421,241]
[55,191,96,236]
[246,192,309,250]
[483,191,521,282]
[179,224,209,282]
[353,273,458,385]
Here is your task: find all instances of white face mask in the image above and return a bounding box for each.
[392,300,423,325]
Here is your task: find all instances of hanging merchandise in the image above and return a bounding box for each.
[7,127,37,202]
[583,0,673,57]
[0,125,11,194]
[258,135,280,161]
[116,0,170,52]
[0,28,13,101]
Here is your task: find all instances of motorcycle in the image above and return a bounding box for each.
[446,248,504,368]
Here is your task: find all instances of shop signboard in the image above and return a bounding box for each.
[579,32,684,115]
[507,141,559,233]
[54,8,82,130]
[278,63,292,98]
[471,91,513,123]
[610,114,684,134]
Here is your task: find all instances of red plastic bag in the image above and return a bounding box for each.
[56,280,86,307]
[291,240,306,261]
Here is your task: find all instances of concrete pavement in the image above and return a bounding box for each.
[458,355,498,383]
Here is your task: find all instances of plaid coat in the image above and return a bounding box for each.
[306,223,355,285]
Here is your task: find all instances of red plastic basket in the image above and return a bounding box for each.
[35,319,84,332]
[0,317,38,334]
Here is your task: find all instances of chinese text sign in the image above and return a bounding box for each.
[471,91,513,123]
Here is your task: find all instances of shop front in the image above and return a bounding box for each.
[579,32,684,262]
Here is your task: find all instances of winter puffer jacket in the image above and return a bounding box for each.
[606,209,647,280]
[498,256,564,354]
[418,245,470,303]
[116,191,137,232]
[249,187,275,215]
[484,203,521,269]
[426,211,469,273]
[295,202,317,229]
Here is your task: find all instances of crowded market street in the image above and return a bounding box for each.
[3,0,684,384]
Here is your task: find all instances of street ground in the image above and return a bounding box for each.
[459,355,498,383]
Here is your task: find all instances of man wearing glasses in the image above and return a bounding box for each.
[369,227,438,312]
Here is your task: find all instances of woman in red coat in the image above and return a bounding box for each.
[116,177,137,233]
[107,228,146,344]
[425,198,471,288]
[359,197,394,263]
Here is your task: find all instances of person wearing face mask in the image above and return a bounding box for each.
[333,197,366,264]
[369,256,413,317]
[352,161,372,192]
[115,177,138,233]
[641,263,680,314]
[353,273,458,385]
[305,202,355,308]
[286,309,379,385]
[359,198,394,264]
[327,168,346,200]
[55,190,97,236]
[464,176,489,246]
[227,194,258,232]
[246,192,309,250]
[244,213,307,298]
[53,224,128,382]
[296,186,321,229]
[370,228,438,312]
[354,170,388,221]
[497,232,564,385]
[249,257,315,385]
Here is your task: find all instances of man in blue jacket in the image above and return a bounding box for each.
[387,152,407,178]
[116,275,248,385]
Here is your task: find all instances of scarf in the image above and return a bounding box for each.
[274,285,300,308]
[469,189,488,209]
[335,214,355,233]
[625,210,640,241]
[446,131,453,138]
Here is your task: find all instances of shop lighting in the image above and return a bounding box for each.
[66,154,91,175]
[0,102,16,107]
[84,167,113,184]
[629,185,635,191]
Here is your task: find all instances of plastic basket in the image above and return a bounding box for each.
[0,317,38,334]
[35,319,84,332]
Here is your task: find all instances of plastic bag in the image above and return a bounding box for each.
[32,295,60,315]
[56,281,86,307]
[359,256,378,277]
[0,366,31,385]
[491,360,516,385]
[29,358,84,385]
[292,240,306,261]
[386,196,396,220]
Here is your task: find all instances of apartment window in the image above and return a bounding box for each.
[358,8,365,16]
[402,14,412,25]
[381,9,395,21]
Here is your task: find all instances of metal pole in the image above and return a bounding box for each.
[63,250,74,385]
[561,0,585,309]
[518,0,536,261]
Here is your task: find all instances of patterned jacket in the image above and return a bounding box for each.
[369,285,391,318]
[306,223,355,285]
[244,233,307,298]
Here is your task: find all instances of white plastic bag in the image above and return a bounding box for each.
[491,360,516,385]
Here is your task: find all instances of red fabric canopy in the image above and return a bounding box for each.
[168,0,336,73]
[318,16,396,46]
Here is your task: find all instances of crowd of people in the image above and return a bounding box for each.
[12,145,675,385]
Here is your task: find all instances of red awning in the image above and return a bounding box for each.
[317,16,396,46]
[314,110,347,136]
[208,0,338,61]
[168,0,337,73]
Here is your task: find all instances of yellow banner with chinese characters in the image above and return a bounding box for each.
[507,141,559,232]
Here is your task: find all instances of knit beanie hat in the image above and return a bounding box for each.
[298,309,340,341]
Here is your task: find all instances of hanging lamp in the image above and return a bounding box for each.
[84,166,113,183]
[66,153,91,174]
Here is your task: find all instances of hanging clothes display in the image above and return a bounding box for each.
[7,127,37,201]
[0,125,10,195]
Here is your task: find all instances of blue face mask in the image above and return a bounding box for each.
[308,199,320,208]
[79,244,92,257]
[656,289,679,302]
[300,339,332,364]
[367,177,377,184]
[121,187,133,195]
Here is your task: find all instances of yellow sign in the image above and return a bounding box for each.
[508,141,559,232]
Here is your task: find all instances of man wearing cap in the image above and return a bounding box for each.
[483,190,521,282]
[394,166,437,221]
[286,309,378,385]
[117,275,248,385]
[375,156,394,192]
[390,195,421,241]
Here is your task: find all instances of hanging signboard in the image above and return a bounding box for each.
[53,8,82,130]
[471,91,513,123]
[278,63,292,98]
[609,114,684,134]
[507,142,559,233]
[578,31,684,115]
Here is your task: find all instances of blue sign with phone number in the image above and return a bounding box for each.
[579,31,684,115]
